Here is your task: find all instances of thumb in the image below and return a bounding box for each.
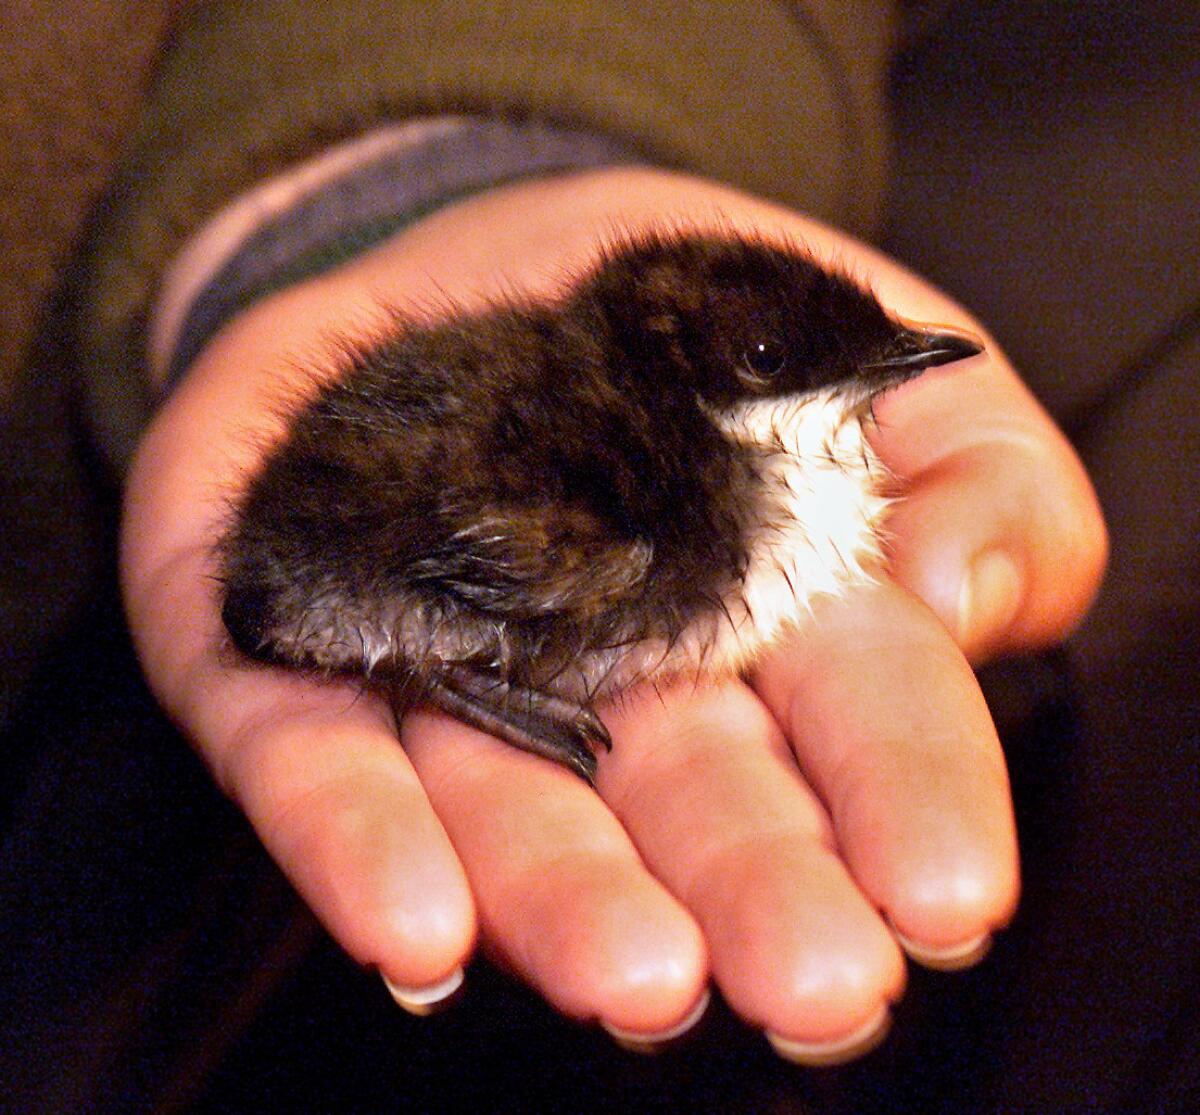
[871,356,1107,664]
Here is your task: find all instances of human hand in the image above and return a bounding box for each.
[121,168,1105,1062]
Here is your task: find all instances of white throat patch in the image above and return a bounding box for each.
[694,387,889,673]
[577,387,891,696]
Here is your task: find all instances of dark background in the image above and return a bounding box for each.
[2,2,1198,1111]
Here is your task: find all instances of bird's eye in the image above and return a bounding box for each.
[741,339,787,383]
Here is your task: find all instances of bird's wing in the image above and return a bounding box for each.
[408,501,654,622]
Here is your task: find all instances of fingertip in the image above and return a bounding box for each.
[957,548,1024,657]
[884,453,1103,663]
[880,834,1019,970]
[768,1003,893,1067]
[746,933,904,1060]
[891,927,993,971]
[530,863,710,1032]
[382,965,466,1016]
[883,482,1026,661]
[601,987,712,1052]
[707,847,907,1045]
[770,916,907,1041]
[367,852,478,988]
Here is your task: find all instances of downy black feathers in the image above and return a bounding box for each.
[219,231,982,782]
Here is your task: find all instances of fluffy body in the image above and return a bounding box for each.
[219,231,975,778]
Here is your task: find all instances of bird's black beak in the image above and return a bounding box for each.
[864,325,985,387]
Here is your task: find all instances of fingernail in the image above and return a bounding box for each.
[602,989,711,1053]
[892,927,993,971]
[382,966,464,1015]
[767,1004,891,1067]
[957,549,1022,648]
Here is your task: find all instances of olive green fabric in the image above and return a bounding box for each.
[0,0,181,405]
[75,0,896,474]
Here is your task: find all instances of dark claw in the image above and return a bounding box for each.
[559,743,599,787]
[422,670,607,784]
[573,705,613,752]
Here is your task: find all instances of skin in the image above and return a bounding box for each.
[121,168,1107,1054]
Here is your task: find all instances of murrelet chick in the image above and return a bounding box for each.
[219,231,982,783]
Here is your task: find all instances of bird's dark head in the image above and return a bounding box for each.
[587,232,982,407]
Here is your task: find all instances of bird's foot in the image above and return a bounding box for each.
[422,668,611,786]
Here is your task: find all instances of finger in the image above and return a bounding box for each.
[869,342,1107,662]
[753,578,1020,959]
[400,709,709,1037]
[598,679,905,1052]
[124,547,476,992]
